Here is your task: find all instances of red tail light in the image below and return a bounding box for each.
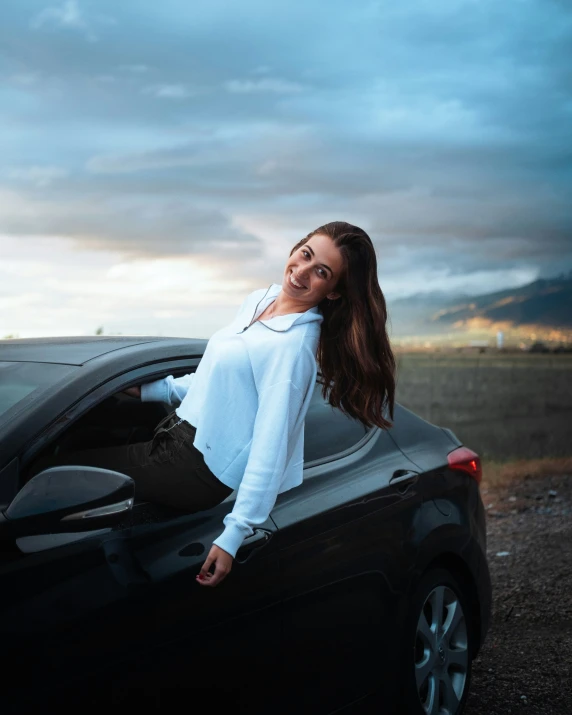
[447,446,482,485]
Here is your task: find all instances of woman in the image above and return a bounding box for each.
[25,221,396,588]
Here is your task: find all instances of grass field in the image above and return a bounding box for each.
[480,455,572,488]
[394,351,572,460]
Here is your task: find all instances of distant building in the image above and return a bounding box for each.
[497,331,504,349]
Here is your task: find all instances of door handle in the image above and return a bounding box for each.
[235,529,272,564]
[389,469,419,492]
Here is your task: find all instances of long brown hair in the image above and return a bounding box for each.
[290,221,396,431]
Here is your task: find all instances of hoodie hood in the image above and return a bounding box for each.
[243,283,324,333]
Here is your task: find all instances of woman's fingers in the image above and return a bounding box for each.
[196,545,233,587]
[198,552,216,580]
[122,386,141,398]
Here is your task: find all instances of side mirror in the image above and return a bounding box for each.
[0,466,134,539]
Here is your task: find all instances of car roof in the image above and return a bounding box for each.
[0,336,199,366]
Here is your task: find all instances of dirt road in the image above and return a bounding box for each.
[465,470,572,714]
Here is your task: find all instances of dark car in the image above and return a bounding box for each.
[0,337,491,715]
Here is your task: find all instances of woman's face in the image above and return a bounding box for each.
[282,233,344,308]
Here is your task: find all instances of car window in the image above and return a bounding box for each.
[304,381,369,464]
[0,362,77,423]
[34,364,198,462]
[16,363,201,546]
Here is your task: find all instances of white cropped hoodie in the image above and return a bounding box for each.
[140,283,324,558]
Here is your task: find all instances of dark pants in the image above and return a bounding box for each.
[23,411,233,512]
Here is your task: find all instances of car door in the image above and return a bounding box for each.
[110,498,282,698]
[271,381,423,713]
[0,510,281,706]
[0,359,282,707]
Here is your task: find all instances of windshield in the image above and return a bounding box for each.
[0,362,77,421]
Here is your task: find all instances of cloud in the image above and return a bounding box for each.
[0,0,568,309]
[118,64,150,74]
[6,166,68,188]
[0,234,260,338]
[0,188,262,260]
[84,124,314,174]
[141,84,199,100]
[30,0,85,31]
[29,0,115,42]
[8,73,41,86]
[86,147,202,173]
[224,78,307,94]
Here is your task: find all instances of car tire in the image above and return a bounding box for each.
[397,566,474,715]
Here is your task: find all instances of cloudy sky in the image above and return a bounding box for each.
[1,0,571,339]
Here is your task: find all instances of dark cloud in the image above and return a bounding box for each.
[0,0,571,290]
[0,187,261,259]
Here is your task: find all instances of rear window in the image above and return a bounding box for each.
[0,362,77,421]
[304,382,369,464]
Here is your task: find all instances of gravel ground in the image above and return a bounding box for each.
[465,472,572,715]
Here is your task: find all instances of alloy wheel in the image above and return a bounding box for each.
[414,584,469,714]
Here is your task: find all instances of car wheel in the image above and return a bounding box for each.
[399,566,473,715]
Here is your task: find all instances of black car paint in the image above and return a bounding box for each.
[0,337,492,712]
[273,427,424,710]
[0,339,208,498]
[387,405,492,654]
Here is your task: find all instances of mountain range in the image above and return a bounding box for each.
[386,272,572,345]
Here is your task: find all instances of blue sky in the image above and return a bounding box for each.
[1,0,571,338]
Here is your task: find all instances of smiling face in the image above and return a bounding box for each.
[282,232,345,309]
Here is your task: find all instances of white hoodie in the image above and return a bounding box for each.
[140,282,324,558]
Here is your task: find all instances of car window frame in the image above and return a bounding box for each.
[302,377,377,471]
[20,358,202,469]
[13,358,207,553]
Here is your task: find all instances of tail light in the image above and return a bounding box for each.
[447,446,482,485]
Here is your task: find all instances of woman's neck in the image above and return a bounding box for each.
[271,294,316,316]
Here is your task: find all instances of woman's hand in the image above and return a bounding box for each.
[122,386,141,398]
[196,544,233,587]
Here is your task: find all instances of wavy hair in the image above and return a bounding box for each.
[290,221,396,431]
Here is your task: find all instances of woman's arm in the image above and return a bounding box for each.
[212,376,307,559]
[139,373,196,406]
